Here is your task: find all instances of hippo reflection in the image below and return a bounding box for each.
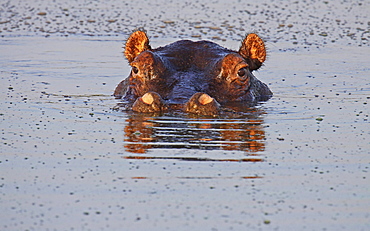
[114,30,272,115]
[123,108,266,155]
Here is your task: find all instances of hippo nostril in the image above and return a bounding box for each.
[198,93,214,105]
[141,93,154,104]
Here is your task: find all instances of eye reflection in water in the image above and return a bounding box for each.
[123,105,267,161]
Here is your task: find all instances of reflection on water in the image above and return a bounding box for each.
[123,106,267,158]
[124,156,264,162]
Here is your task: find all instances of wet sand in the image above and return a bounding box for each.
[1,0,369,230]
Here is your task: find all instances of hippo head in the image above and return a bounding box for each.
[114,30,272,115]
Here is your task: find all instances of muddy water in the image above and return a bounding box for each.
[1,0,369,230]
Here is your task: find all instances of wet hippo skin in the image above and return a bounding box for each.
[114,30,272,115]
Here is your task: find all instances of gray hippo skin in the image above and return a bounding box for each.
[114,30,272,115]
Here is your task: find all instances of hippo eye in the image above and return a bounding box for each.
[237,68,246,77]
[132,66,139,74]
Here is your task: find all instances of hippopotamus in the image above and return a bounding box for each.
[114,30,272,115]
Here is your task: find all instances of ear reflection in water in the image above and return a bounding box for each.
[123,107,267,155]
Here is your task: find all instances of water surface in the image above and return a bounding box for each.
[1,0,369,230]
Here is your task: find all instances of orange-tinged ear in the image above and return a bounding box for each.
[238,33,266,70]
[124,30,151,63]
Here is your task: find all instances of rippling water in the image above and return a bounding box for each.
[1,1,369,229]
[123,111,266,152]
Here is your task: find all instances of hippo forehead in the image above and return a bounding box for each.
[149,40,240,71]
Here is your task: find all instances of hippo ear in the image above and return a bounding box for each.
[238,33,266,71]
[124,30,152,63]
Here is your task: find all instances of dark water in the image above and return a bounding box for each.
[1,0,369,230]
